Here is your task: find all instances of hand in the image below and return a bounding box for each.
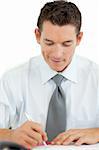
[51,128,99,146]
[9,121,47,149]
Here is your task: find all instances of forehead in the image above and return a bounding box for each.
[41,21,77,40]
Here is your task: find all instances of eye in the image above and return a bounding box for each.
[62,42,72,47]
[45,42,54,46]
[62,44,71,47]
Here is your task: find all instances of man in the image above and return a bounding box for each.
[0,0,99,149]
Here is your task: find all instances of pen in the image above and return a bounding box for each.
[25,112,47,146]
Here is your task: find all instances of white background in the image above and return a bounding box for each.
[0,0,99,77]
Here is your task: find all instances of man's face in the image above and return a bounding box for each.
[35,21,83,72]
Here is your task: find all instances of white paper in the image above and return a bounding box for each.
[32,144,99,150]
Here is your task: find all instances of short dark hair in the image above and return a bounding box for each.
[37,0,82,34]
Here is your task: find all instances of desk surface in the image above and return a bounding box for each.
[32,144,99,150]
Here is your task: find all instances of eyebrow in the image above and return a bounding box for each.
[44,38,73,43]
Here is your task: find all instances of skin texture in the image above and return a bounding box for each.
[35,21,99,145]
[51,128,99,145]
[35,21,83,72]
[0,21,99,148]
[0,121,47,149]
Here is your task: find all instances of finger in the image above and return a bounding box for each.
[29,122,47,142]
[24,134,38,147]
[75,136,96,145]
[31,122,45,137]
[63,134,81,145]
[23,122,47,144]
[16,138,34,149]
[51,129,83,145]
[51,132,68,144]
[27,130,43,144]
[31,122,43,132]
[42,132,48,141]
[75,138,84,146]
[55,134,67,145]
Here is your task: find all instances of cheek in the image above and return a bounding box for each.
[41,46,53,56]
[63,48,75,63]
[64,47,75,57]
[41,47,50,60]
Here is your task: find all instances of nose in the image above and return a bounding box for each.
[53,45,64,59]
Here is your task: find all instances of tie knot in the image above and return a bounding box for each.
[52,74,64,86]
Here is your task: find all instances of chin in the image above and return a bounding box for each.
[49,63,67,72]
[52,67,65,72]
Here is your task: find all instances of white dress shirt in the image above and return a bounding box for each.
[0,54,99,131]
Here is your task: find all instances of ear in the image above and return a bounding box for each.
[76,32,83,46]
[34,28,41,44]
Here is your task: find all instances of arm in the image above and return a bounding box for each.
[0,128,12,140]
[0,74,47,149]
[0,121,47,149]
[51,128,99,145]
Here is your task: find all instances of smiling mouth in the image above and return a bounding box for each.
[51,58,63,63]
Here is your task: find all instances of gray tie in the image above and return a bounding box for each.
[46,74,66,141]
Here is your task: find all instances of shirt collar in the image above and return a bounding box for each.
[40,54,78,84]
[61,54,78,83]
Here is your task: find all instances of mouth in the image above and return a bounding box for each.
[51,58,62,63]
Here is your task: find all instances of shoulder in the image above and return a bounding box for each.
[0,55,42,83]
[76,55,99,70]
[76,55,99,80]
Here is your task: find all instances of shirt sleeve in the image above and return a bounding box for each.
[0,74,16,128]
